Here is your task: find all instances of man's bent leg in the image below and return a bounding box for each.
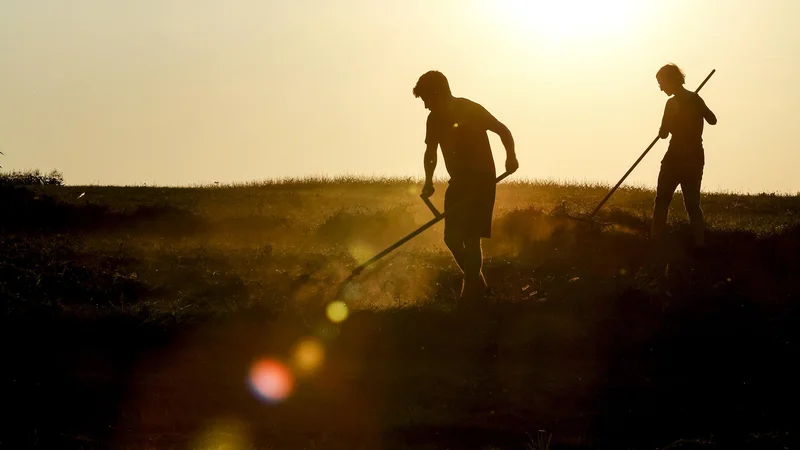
[444,234,467,272]
[462,236,487,300]
[443,184,469,273]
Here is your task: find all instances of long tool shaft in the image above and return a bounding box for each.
[349,172,512,277]
[587,69,716,219]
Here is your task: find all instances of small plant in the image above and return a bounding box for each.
[526,430,552,450]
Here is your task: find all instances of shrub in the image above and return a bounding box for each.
[0,169,64,186]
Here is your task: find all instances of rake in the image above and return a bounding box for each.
[343,171,514,283]
[563,69,716,227]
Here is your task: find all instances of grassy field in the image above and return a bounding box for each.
[1,179,799,449]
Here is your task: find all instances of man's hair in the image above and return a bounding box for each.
[656,63,686,85]
[413,71,451,98]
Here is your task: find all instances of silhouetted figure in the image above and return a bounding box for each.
[652,64,717,248]
[413,71,518,302]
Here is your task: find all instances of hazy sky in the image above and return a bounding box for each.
[1,0,798,192]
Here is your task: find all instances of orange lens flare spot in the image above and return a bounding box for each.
[248,359,294,403]
[292,338,325,375]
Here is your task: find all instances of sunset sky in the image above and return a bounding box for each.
[1,0,798,193]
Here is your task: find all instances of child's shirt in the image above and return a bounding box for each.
[660,91,712,167]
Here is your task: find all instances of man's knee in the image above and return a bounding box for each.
[463,236,481,250]
[461,237,483,273]
[444,234,463,251]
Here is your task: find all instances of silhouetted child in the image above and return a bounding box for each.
[413,71,518,303]
[652,64,717,248]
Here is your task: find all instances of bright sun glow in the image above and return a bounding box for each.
[489,0,641,41]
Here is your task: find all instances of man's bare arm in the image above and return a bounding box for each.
[488,120,519,173]
[659,100,673,139]
[424,143,437,183]
[421,143,438,197]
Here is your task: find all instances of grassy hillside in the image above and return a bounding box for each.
[1,180,798,449]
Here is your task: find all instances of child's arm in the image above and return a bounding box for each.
[700,97,717,125]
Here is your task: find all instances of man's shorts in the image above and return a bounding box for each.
[444,181,496,239]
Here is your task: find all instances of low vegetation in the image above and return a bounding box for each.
[1,179,797,449]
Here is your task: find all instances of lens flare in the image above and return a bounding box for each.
[292,338,325,376]
[342,282,360,302]
[248,359,293,403]
[326,301,349,323]
[348,242,374,264]
[194,417,250,450]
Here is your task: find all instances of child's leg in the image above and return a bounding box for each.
[680,167,705,247]
[652,165,681,238]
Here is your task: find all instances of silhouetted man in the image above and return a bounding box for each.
[652,64,717,249]
[413,71,518,302]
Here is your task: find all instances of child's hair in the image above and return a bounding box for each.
[656,63,686,85]
[413,71,451,98]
